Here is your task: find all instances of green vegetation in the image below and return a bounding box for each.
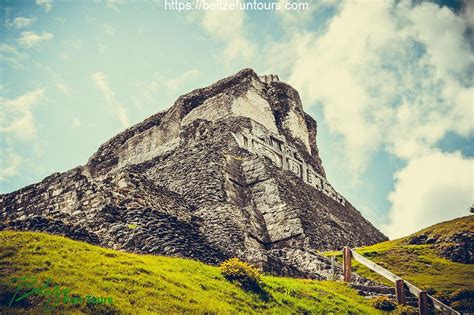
[219,258,262,291]
[0,231,382,314]
[393,304,418,315]
[323,216,474,292]
[415,215,474,240]
[370,296,396,311]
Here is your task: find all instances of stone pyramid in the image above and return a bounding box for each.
[0,69,387,279]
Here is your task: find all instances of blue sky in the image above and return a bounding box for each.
[1,0,473,239]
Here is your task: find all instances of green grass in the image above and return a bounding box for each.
[0,231,382,314]
[322,216,474,292]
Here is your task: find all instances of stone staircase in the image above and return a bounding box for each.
[349,283,419,307]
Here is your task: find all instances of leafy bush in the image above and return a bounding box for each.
[394,304,418,315]
[219,258,262,291]
[370,296,396,311]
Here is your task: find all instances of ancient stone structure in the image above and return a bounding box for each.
[258,74,279,84]
[231,123,345,206]
[0,69,387,280]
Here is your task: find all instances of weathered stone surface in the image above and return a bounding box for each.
[408,230,473,264]
[0,68,388,279]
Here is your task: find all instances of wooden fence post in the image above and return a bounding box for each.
[343,246,351,282]
[419,291,429,315]
[330,256,336,280]
[395,279,406,305]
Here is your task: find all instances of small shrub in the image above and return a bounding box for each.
[370,296,396,311]
[394,304,418,315]
[219,258,262,291]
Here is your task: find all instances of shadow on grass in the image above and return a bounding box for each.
[240,282,273,303]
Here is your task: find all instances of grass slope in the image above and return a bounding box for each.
[323,215,474,292]
[0,231,381,314]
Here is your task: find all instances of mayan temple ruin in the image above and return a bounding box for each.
[0,69,388,279]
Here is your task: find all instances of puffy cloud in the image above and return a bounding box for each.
[0,89,45,182]
[56,82,73,96]
[18,31,53,47]
[72,117,81,128]
[36,0,53,12]
[90,72,130,127]
[276,0,339,30]
[382,151,473,239]
[132,69,201,110]
[461,0,474,33]
[285,0,473,175]
[104,24,115,36]
[54,17,67,24]
[199,0,256,61]
[0,88,44,139]
[0,151,22,181]
[274,0,473,237]
[5,17,37,29]
[105,0,124,10]
[164,69,201,91]
[0,44,28,69]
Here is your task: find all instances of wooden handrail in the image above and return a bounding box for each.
[343,246,460,315]
[350,250,401,283]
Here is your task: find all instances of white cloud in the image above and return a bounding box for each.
[273,0,473,237]
[0,151,23,181]
[36,0,53,12]
[382,151,473,239]
[462,0,474,29]
[104,24,115,36]
[276,0,339,30]
[0,44,28,69]
[106,0,124,10]
[284,0,473,175]
[72,117,81,128]
[132,69,201,110]
[0,88,44,140]
[90,72,130,127]
[199,0,255,61]
[56,82,73,96]
[0,89,44,182]
[55,17,67,24]
[165,69,201,91]
[18,31,53,47]
[5,17,37,29]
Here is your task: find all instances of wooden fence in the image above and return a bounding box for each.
[342,247,460,315]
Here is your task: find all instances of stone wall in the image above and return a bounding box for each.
[232,121,346,206]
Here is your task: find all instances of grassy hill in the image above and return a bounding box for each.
[0,231,381,314]
[323,215,474,292]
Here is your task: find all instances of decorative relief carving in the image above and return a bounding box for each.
[258,74,280,84]
[288,160,302,177]
[233,130,345,206]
